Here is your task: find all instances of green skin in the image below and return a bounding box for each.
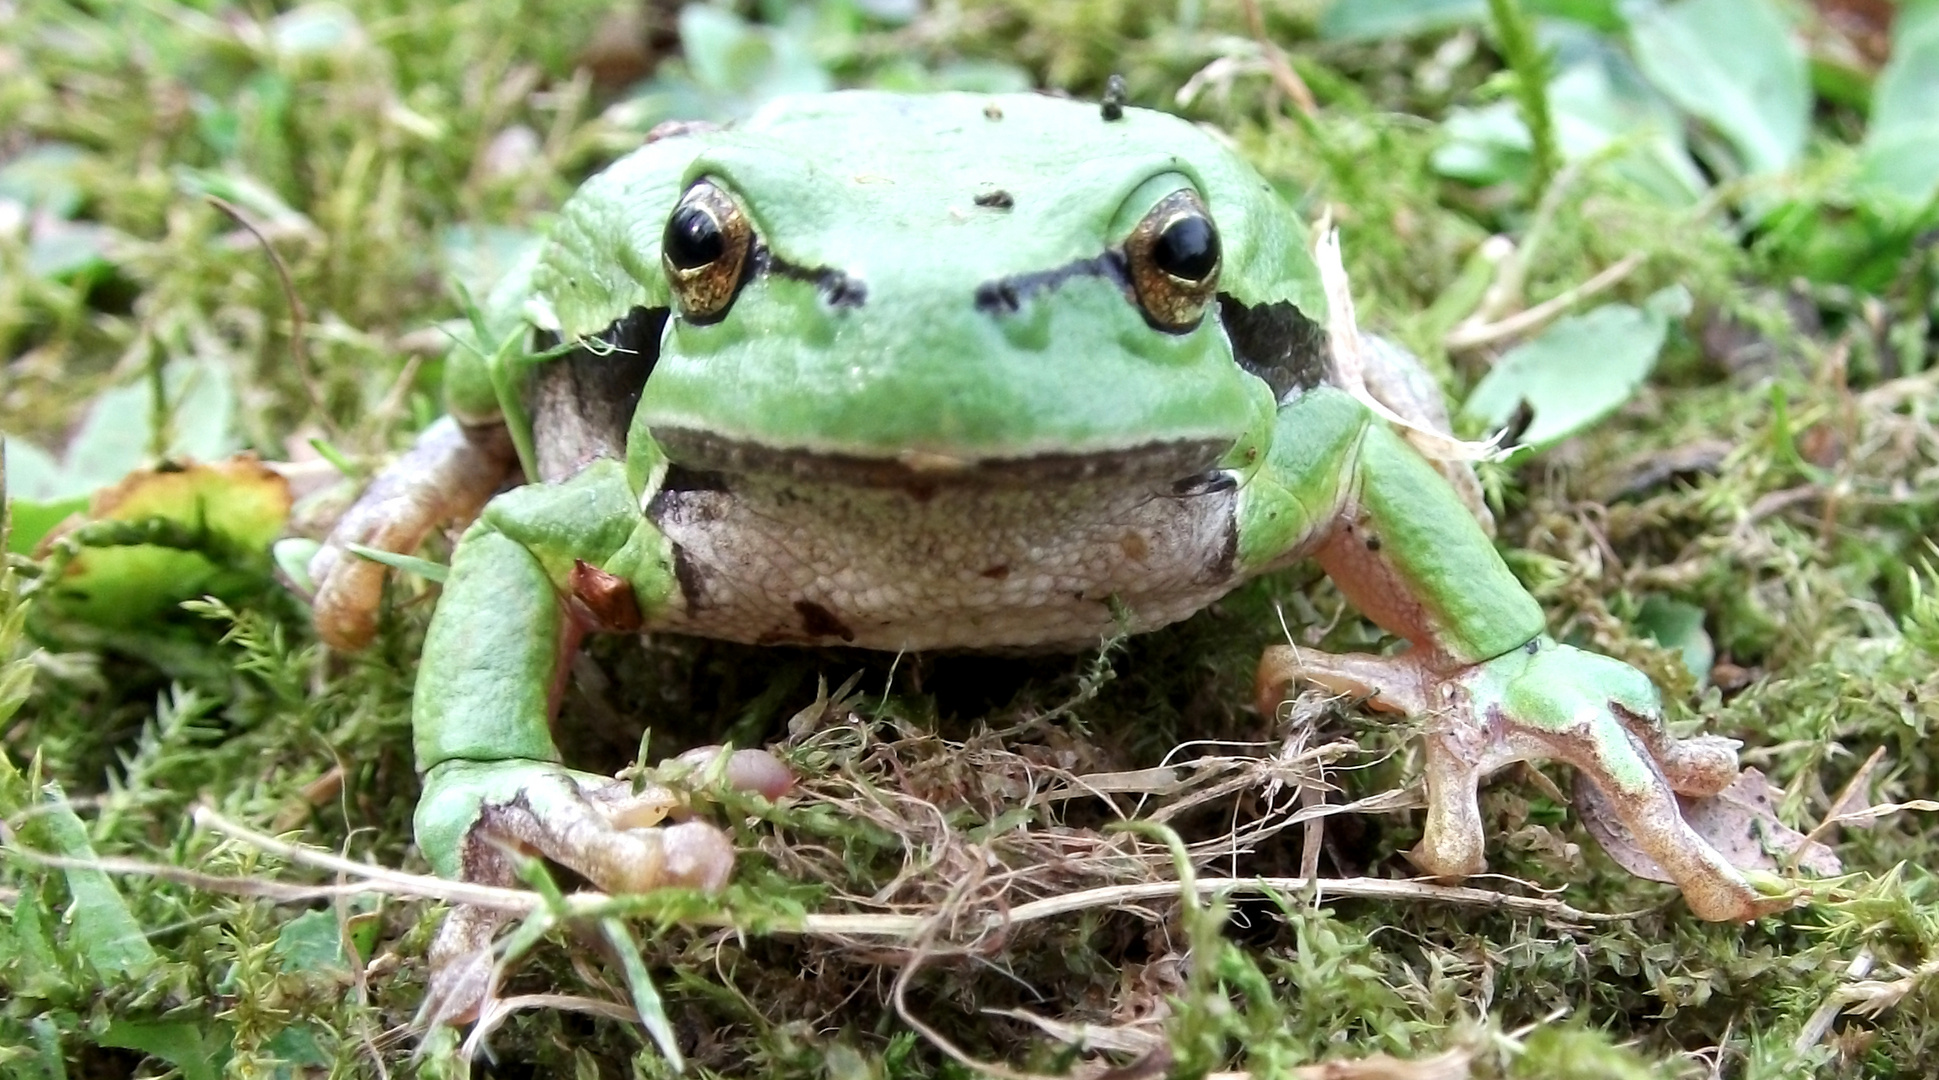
[311,92,1778,1003]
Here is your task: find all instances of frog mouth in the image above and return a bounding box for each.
[652,427,1235,497]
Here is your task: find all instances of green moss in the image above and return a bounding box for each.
[5,1,1936,1075]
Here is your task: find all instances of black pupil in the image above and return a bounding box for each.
[664,204,724,270]
[1152,215,1218,281]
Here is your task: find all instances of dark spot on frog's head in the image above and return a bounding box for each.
[794,599,854,642]
[980,564,1011,580]
[974,280,1021,315]
[973,252,1129,319]
[1364,533,1382,552]
[820,272,867,308]
[974,190,1014,210]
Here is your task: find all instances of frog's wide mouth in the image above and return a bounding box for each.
[652,427,1234,495]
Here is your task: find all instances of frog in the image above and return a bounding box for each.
[307,89,1781,1010]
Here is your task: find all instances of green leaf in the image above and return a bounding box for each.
[1627,0,1807,176]
[35,459,292,628]
[171,166,316,239]
[1633,595,1714,684]
[1318,0,1624,39]
[0,144,89,218]
[271,909,349,972]
[439,225,541,312]
[26,220,117,283]
[5,441,90,554]
[345,543,448,583]
[27,780,159,978]
[26,1017,69,1080]
[4,888,62,983]
[1319,0,1484,40]
[262,1023,329,1070]
[1857,11,1939,208]
[56,382,154,496]
[1435,38,1704,203]
[1459,286,1690,449]
[97,1021,226,1080]
[268,3,364,56]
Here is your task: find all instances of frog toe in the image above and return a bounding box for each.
[1553,723,1771,921]
[1651,734,1741,798]
[420,903,506,1028]
[418,759,745,896]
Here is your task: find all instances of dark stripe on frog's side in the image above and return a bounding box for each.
[1216,297,1330,403]
[670,245,865,329]
[972,251,1131,317]
[759,246,868,309]
[968,254,1332,400]
[528,305,667,482]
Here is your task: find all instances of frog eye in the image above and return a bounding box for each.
[1124,190,1221,332]
[662,181,754,322]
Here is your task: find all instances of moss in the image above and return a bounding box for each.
[4,1,1935,1076]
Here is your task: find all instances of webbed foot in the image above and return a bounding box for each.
[1257,637,1786,921]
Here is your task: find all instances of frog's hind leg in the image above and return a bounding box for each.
[1530,712,1775,921]
[1356,334,1493,532]
[1255,639,1775,921]
[1256,644,1518,881]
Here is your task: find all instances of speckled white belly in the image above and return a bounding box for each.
[646,470,1241,651]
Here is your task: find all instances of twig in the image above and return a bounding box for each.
[206,195,338,440]
[1238,0,1315,116]
[1795,949,1875,1056]
[10,805,1635,938]
[185,804,1625,926]
[1444,253,1642,353]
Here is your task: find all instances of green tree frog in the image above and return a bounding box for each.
[308,90,1778,1001]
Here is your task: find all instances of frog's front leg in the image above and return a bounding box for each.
[1244,387,1775,921]
[309,417,520,650]
[411,460,789,1018]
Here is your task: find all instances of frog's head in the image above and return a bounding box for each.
[533,91,1328,489]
